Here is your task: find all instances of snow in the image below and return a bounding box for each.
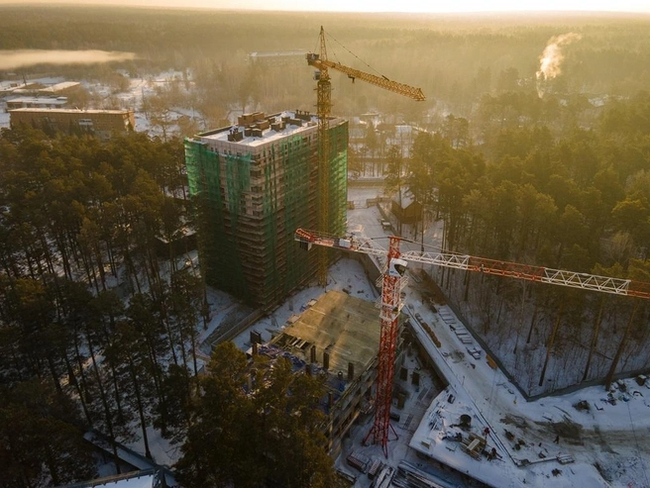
[100,474,156,488]
[229,256,379,351]
[128,425,180,469]
[2,66,647,485]
[93,183,650,488]
[333,186,650,487]
[0,104,9,128]
[27,76,66,85]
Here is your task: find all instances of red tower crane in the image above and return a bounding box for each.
[294,227,650,457]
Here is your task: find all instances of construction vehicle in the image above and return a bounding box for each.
[294,227,650,457]
[306,26,424,287]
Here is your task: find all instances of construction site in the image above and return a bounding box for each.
[183,27,650,488]
[255,289,408,459]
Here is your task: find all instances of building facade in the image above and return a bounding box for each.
[9,108,135,139]
[185,111,348,309]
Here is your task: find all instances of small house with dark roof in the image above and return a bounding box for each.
[391,189,422,225]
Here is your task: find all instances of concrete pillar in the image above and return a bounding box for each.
[323,351,330,370]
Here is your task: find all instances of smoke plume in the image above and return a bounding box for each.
[0,50,136,71]
[536,33,581,97]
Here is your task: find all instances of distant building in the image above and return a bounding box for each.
[9,108,135,139]
[6,96,68,110]
[37,81,81,96]
[255,290,406,457]
[0,82,42,96]
[185,110,348,309]
[0,81,33,96]
[391,190,422,225]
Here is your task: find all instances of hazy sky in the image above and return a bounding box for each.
[3,0,650,13]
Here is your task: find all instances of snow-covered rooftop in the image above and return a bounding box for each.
[7,96,68,105]
[8,107,131,115]
[269,289,381,377]
[65,470,158,488]
[38,81,80,92]
[196,110,344,148]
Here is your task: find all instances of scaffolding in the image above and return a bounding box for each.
[185,112,348,309]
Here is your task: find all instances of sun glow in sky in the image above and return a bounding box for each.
[3,0,650,13]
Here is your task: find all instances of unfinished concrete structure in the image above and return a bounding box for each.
[185,111,348,309]
[257,290,405,457]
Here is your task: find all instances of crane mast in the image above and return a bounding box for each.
[295,227,650,456]
[313,26,332,288]
[365,235,407,455]
[306,26,424,287]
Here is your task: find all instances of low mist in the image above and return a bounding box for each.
[0,49,136,70]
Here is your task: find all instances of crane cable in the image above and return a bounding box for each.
[312,31,320,58]
[324,29,390,80]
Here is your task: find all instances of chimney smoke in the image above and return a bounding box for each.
[536,33,581,97]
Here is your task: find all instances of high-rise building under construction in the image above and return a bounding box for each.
[185,111,348,309]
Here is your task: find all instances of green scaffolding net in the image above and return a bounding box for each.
[185,120,347,309]
[185,139,249,300]
[327,122,349,237]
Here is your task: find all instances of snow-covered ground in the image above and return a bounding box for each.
[125,184,650,487]
[4,69,647,484]
[345,187,650,487]
[0,102,9,129]
[1,70,201,138]
[405,292,650,487]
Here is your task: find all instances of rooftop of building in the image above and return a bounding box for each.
[7,96,68,104]
[269,290,380,379]
[38,81,81,93]
[9,108,132,115]
[194,110,343,149]
[0,82,41,91]
[0,81,30,91]
[391,189,420,209]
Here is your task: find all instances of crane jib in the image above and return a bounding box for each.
[295,228,650,299]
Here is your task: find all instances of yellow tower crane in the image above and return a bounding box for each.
[307,26,425,286]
